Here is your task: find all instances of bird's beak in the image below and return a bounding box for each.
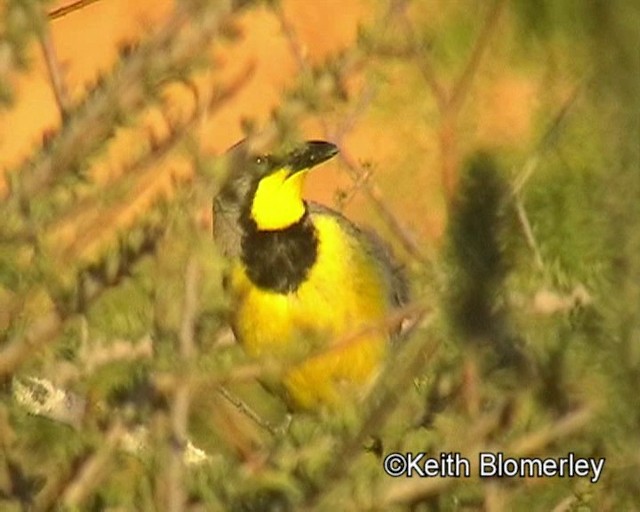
[286,141,339,176]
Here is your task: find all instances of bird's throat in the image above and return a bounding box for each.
[240,211,318,294]
[250,170,307,231]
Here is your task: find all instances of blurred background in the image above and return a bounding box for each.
[0,0,638,510]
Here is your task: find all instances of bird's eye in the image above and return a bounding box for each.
[254,155,269,166]
[254,154,275,174]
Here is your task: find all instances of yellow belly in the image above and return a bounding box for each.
[230,215,391,409]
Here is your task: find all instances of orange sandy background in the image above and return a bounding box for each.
[0,0,544,253]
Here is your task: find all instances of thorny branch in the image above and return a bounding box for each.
[9,0,239,205]
[398,0,507,206]
[0,65,253,378]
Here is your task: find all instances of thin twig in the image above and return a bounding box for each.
[551,495,579,512]
[511,83,583,197]
[167,258,200,512]
[449,0,507,113]
[332,83,377,146]
[39,22,71,116]
[48,0,104,21]
[395,1,447,110]
[60,421,125,507]
[515,194,545,271]
[333,161,373,211]
[217,386,277,436]
[313,301,427,359]
[338,148,428,262]
[508,83,584,271]
[512,154,541,198]
[329,87,377,211]
[443,0,507,206]
[10,1,235,204]
[328,82,429,263]
[510,407,593,456]
[271,3,307,71]
[179,258,199,359]
[400,0,506,207]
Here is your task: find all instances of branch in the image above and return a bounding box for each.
[39,22,71,116]
[0,64,253,365]
[449,0,507,113]
[60,422,125,508]
[337,147,427,262]
[167,258,200,512]
[394,0,447,111]
[9,1,239,205]
[48,0,104,21]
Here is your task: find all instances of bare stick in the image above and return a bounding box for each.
[449,0,507,113]
[48,0,104,21]
[60,422,125,507]
[11,1,233,203]
[338,147,427,262]
[39,22,71,116]
[509,83,583,271]
[515,194,545,271]
[394,0,447,110]
[167,258,199,512]
[272,3,307,71]
[217,386,277,436]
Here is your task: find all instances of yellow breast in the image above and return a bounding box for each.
[230,215,391,409]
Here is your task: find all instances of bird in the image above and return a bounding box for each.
[213,139,408,410]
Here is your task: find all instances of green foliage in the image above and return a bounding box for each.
[0,0,46,106]
[1,0,639,510]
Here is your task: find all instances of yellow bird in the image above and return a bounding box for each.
[213,140,407,410]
